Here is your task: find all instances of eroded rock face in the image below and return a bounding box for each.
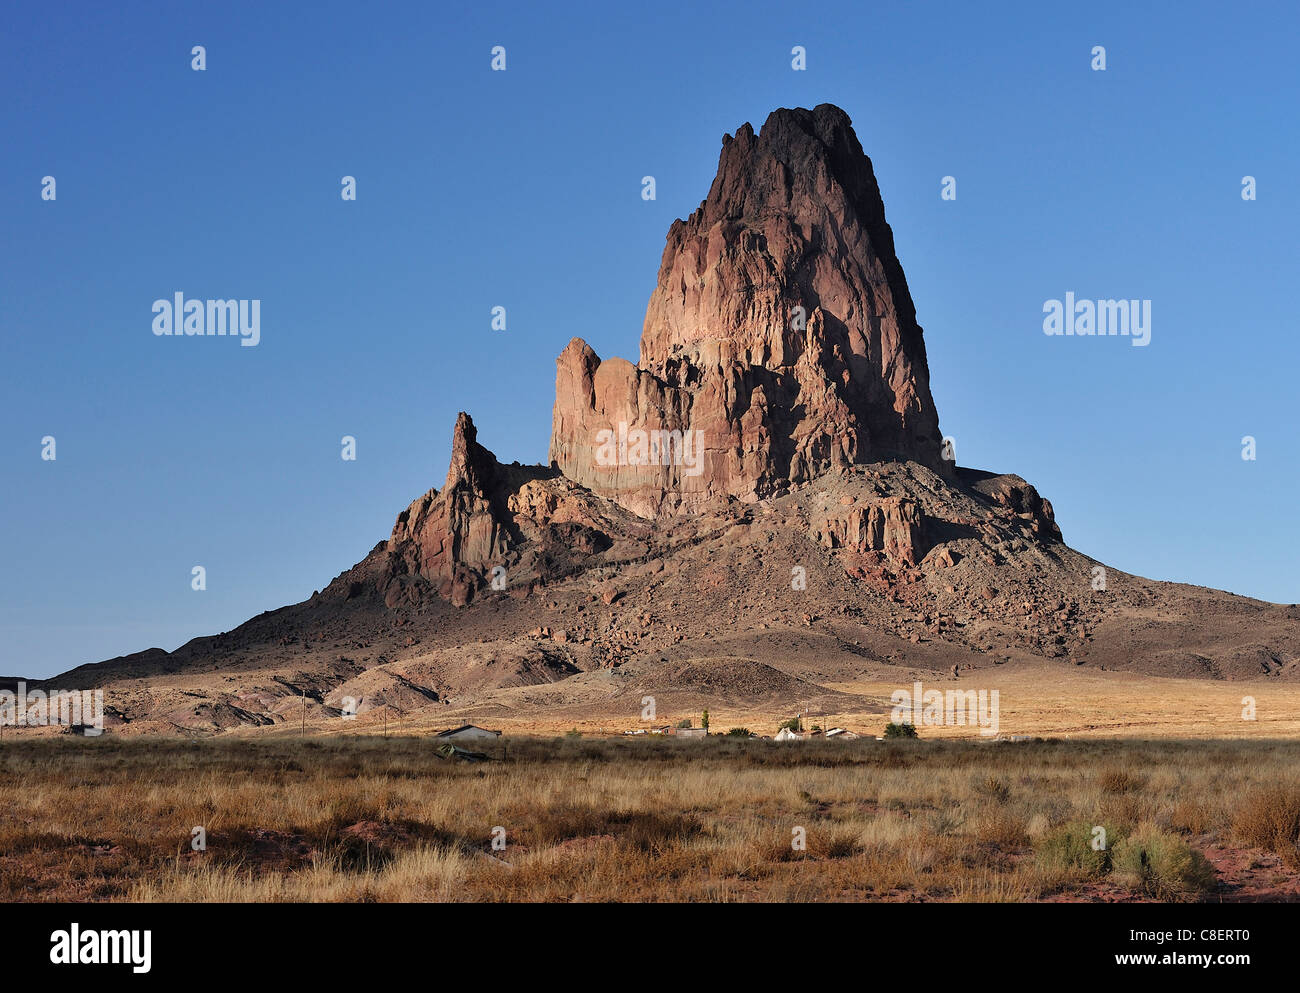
[382,413,517,607]
[551,103,945,517]
[356,106,1058,612]
[967,472,1062,544]
[814,496,930,566]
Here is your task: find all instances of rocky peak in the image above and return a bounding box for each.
[551,103,946,517]
[381,413,516,607]
[444,411,497,495]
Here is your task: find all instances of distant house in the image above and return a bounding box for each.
[775,727,803,741]
[669,726,708,738]
[825,728,859,740]
[436,724,501,743]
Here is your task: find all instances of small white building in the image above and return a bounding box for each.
[775,727,804,741]
[436,724,501,744]
[825,728,859,740]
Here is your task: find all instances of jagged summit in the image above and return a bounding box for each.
[640,104,930,376]
[443,411,496,493]
[550,104,944,517]
[380,412,514,608]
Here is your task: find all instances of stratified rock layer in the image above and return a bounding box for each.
[551,104,945,517]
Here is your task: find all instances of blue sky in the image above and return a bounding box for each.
[2,0,1296,678]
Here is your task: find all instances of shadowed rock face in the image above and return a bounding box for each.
[551,103,946,517]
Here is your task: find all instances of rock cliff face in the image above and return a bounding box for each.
[379,105,959,606]
[550,103,945,517]
[814,496,930,566]
[380,413,517,608]
[371,106,1058,609]
[372,413,629,608]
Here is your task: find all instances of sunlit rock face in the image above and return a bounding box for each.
[551,103,946,517]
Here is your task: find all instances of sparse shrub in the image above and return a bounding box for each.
[1111,827,1217,901]
[318,796,388,834]
[1098,792,1147,832]
[974,775,1011,805]
[1232,786,1300,868]
[1168,798,1219,837]
[725,727,752,738]
[523,803,610,845]
[973,809,1029,847]
[759,832,804,863]
[1024,812,1052,839]
[329,835,398,874]
[675,719,693,729]
[884,722,918,739]
[1099,768,1143,793]
[762,826,860,862]
[620,811,703,853]
[926,810,964,837]
[1035,821,1124,878]
[778,718,802,733]
[565,728,582,738]
[521,804,703,853]
[812,827,862,859]
[950,875,1035,902]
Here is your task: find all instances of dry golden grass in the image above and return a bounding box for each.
[0,735,1297,902]
[194,662,1300,743]
[1231,786,1300,869]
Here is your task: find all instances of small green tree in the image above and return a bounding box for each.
[725,727,752,738]
[676,718,692,729]
[883,722,918,739]
[702,709,710,733]
[778,717,803,733]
